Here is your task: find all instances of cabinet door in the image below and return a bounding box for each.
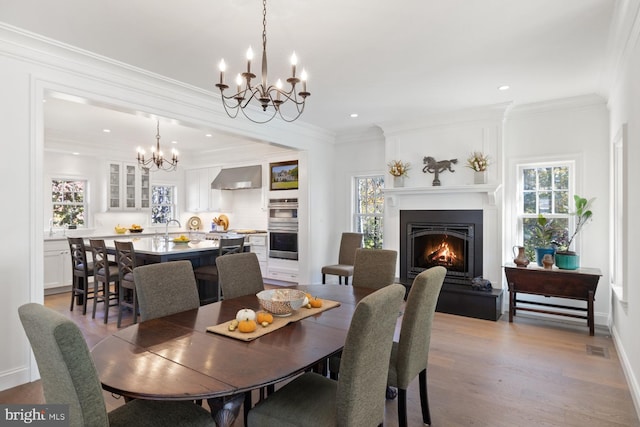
[185,168,203,212]
[124,164,137,209]
[140,167,150,209]
[44,249,68,289]
[108,163,121,210]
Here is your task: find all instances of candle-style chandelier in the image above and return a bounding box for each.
[136,120,178,172]
[215,0,310,123]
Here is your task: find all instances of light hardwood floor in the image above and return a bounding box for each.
[2,291,639,427]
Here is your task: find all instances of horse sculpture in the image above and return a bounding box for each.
[422,156,458,186]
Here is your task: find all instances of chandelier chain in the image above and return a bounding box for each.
[262,0,267,52]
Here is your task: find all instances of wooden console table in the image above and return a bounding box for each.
[503,264,602,335]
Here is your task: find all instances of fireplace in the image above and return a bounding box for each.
[401,209,483,287]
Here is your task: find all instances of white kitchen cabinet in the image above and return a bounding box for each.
[44,240,72,289]
[107,162,150,211]
[248,234,268,275]
[185,167,233,212]
[266,258,299,284]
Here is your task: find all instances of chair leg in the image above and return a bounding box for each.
[397,388,408,427]
[322,274,326,284]
[419,368,431,425]
[243,392,252,427]
[339,276,343,285]
[117,286,124,328]
[92,280,100,319]
[132,289,138,325]
[69,277,76,312]
[345,276,349,286]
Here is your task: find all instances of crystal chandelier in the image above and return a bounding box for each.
[215,0,310,123]
[136,120,178,172]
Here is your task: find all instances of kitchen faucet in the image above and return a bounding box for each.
[48,218,54,237]
[165,219,181,242]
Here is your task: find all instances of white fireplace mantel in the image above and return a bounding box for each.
[383,183,502,206]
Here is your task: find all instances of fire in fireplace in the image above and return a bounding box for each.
[400,210,483,286]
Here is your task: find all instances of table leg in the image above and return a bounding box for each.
[508,284,515,323]
[207,394,244,427]
[588,290,595,336]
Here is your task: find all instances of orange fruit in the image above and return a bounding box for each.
[238,319,257,333]
[256,311,274,324]
[310,297,323,308]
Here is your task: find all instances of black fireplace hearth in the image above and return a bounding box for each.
[400,209,502,321]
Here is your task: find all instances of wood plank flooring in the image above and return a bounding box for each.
[2,291,638,426]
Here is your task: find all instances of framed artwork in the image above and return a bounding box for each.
[270,160,299,190]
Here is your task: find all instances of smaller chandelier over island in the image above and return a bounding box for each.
[137,120,178,172]
[215,0,310,124]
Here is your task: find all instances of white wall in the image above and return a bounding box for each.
[504,96,610,324]
[606,0,640,414]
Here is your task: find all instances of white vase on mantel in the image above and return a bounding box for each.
[474,171,487,184]
[394,176,405,188]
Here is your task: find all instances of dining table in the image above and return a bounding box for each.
[90,284,379,425]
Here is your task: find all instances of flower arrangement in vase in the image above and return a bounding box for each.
[388,160,410,187]
[465,152,489,184]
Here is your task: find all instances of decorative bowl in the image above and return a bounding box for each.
[129,228,143,233]
[172,238,190,244]
[114,227,127,234]
[256,289,307,317]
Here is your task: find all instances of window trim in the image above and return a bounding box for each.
[150,183,177,225]
[352,174,385,249]
[50,176,89,228]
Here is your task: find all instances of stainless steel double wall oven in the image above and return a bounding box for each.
[268,198,298,260]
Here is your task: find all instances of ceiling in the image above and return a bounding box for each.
[0,0,616,155]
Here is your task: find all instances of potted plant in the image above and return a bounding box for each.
[465,152,489,184]
[388,160,410,187]
[554,195,594,270]
[528,214,565,267]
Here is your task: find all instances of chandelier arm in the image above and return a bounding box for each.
[240,105,279,124]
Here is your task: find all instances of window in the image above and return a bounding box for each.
[151,184,176,224]
[51,179,87,227]
[353,175,384,249]
[518,162,573,261]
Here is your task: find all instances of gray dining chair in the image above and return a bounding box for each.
[247,283,406,427]
[18,303,215,427]
[388,266,446,427]
[351,248,398,289]
[133,260,200,321]
[215,252,264,300]
[321,232,363,285]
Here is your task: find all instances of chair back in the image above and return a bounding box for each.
[337,232,363,265]
[89,239,113,282]
[68,237,92,277]
[133,260,200,321]
[393,266,446,388]
[18,303,110,427]
[351,248,398,289]
[219,236,245,256]
[215,252,264,300]
[336,284,405,426]
[114,240,136,283]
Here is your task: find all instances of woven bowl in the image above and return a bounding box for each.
[256,289,307,317]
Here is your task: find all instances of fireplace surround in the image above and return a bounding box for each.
[400,209,502,321]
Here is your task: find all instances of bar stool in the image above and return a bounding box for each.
[194,237,245,302]
[89,239,120,323]
[67,237,94,314]
[115,240,138,328]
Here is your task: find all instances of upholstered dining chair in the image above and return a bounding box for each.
[114,240,137,328]
[68,237,94,315]
[388,266,446,427]
[215,252,264,300]
[328,248,399,380]
[351,248,398,289]
[321,232,363,285]
[18,303,215,427]
[89,239,120,324]
[247,283,405,427]
[133,260,201,321]
[194,236,245,302]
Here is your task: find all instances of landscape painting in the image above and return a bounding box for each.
[270,160,299,190]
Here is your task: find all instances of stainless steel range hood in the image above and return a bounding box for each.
[211,165,262,190]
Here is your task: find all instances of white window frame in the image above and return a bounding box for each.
[353,174,385,249]
[50,176,89,228]
[151,183,177,225]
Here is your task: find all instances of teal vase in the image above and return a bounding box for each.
[555,252,580,270]
[534,247,556,267]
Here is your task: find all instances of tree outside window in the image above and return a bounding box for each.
[151,185,176,224]
[353,176,384,249]
[51,179,86,227]
[519,163,572,261]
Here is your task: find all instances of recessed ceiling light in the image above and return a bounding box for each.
[350,113,359,118]
[171,141,178,144]
[103,129,111,133]
[498,85,510,91]
[205,134,213,138]
[72,152,80,156]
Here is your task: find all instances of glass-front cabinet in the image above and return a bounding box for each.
[108,162,150,211]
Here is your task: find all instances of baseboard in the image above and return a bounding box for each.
[611,323,640,421]
[0,366,32,393]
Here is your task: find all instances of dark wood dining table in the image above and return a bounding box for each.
[90,285,376,409]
